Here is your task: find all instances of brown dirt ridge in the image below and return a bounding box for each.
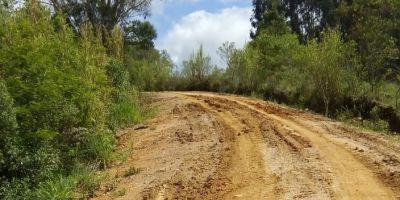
[92,92,400,200]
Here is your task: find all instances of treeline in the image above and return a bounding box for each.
[171,0,400,133]
[0,0,171,199]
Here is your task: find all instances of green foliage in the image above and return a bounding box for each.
[0,1,149,198]
[109,88,142,129]
[0,179,33,200]
[248,32,304,94]
[124,20,157,49]
[0,80,17,134]
[182,45,214,90]
[305,30,361,115]
[107,59,143,129]
[83,130,116,168]
[0,2,110,135]
[72,163,102,198]
[114,188,127,197]
[50,0,151,35]
[33,176,75,200]
[338,108,390,133]
[125,47,174,91]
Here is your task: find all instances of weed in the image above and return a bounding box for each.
[83,130,116,168]
[114,188,127,197]
[72,163,102,199]
[337,108,390,133]
[34,176,75,200]
[123,166,141,177]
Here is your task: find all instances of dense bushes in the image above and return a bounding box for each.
[0,1,148,198]
[125,48,174,91]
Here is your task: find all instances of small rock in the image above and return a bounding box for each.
[133,124,149,130]
[115,131,127,138]
[358,149,364,153]
[157,168,166,173]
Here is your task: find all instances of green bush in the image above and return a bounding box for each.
[72,164,102,198]
[107,59,142,129]
[0,179,33,200]
[0,2,120,197]
[83,130,116,168]
[33,176,75,200]
[338,107,390,133]
[0,81,17,134]
[110,95,141,129]
[0,0,158,198]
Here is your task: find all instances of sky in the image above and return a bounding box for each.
[147,0,253,67]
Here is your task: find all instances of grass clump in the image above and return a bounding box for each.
[82,130,117,169]
[33,176,76,200]
[123,166,141,177]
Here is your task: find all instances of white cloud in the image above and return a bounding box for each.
[150,0,202,16]
[156,6,252,67]
[150,0,168,16]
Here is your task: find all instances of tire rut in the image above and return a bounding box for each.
[178,92,397,200]
[190,95,279,199]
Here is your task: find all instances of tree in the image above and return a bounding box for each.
[183,45,213,90]
[250,0,267,38]
[251,0,341,41]
[217,42,250,92]
[337,0,399,95]
[217,41,236,68]
[50,0,151,33]
[124,20,157,49]
[306,30,359,116]
[251,0,288,38]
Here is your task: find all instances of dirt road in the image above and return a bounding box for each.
[92,92,400,200]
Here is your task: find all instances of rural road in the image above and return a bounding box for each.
[93,92,400,200]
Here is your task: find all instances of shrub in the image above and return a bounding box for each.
[72,164,102,198]
[33,176,75,200]
[109,93,142,129]
[0,179,33,200]
[0,2,116,197]
[82,130,116,168]
[107,60,142,129]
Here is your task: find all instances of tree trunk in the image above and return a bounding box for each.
[396,87,400,110]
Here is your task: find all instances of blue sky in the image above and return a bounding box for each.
[147,0,253,66]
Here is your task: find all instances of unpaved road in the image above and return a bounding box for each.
[92,92,400,200]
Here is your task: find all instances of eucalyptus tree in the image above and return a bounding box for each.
[50,0,152,33]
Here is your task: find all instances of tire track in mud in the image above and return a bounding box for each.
[189,96,279,199]
[178,92,397,200]
[183,93,333,200]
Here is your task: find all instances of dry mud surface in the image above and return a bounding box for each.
[92,92,400,200]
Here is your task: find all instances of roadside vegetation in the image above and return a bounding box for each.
[0,0,171,199]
